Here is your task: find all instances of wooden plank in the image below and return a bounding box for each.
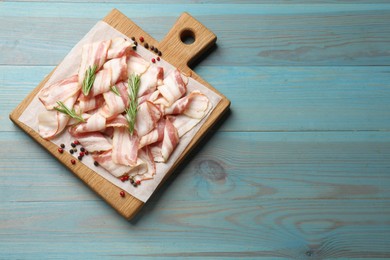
[3,66,390,132]
[0,199,389,258]
[8,9,230,219]
[6,0,390,3]
[1,3,390,66]
[1,131,390,203]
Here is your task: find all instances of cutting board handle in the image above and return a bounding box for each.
[160,12,217,73]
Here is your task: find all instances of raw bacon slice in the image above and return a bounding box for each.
[134,147,156,180]
[72,112,106,134]
[138,65,164,97]
[92,150,133,177]
[78,39,111,87]
[112,127,138,166]
[164,91,209,119]
[139,119,165,149]
[161,118,179,162]
[100,88,126,119]
[38,92,79,139]
[103,56,128,84]
[107,37,133,60]
[127,51,150,76]
[68,130,112,152]
[106,114,128,128]
[135,101,162,137]
[89,56,127,97]
[78,94,105,113]
[158,69,188,106]
[39,75,79,110]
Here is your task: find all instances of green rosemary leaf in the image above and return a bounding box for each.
[125,74,141,135]
[110,85,121,96]
[82,64,98,96]
[54,101,85,122]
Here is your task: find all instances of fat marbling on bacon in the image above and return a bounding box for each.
[37,37,211,183]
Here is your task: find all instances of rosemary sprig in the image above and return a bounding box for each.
[82,64,98,96]
[54,101,85,122]
[125,74,141,135]
[110,85,121,96]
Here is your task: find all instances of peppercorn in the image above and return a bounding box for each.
[80,147,85,152]
[69,149,74,154]
[85,151,89,155]
[129,178,134,184]
[139,36,144,42]
[60,144,65,148]
[58,148,64,154]
[134,41,138,46]
[132,46,137,50]
[73,148,77,153]
[136,180,141,185]
[144,43,149,49]
[78,155,82,161]
[71,142,76,148]
[154,47,158,54]
[151,58,156,63]
[71,159,76,165]
[150,45,154,51]
[131,36,135,41]
[120,176,126,182]
[158,51,162,56]
[94,161,99,166]
[120,190,125,197]
[79,152,85,157]
[157,57,160,61]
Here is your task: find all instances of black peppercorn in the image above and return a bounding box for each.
[131,36,135,41]
[71,142,76,148]
[60,143,65,148]
[69,149,74,154]
[154,47,158,54]
[78,155,82,161]
[94,161,99,166]
[144,43,149,49]
[158,51,162,56]
[80,147,85,152]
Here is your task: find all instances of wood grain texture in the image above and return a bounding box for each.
[1,1,390,258]
[1,3,390,66]
[2,65,390,132]
[9,9,230,220]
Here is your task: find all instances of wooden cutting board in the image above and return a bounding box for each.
[9,9,230,220]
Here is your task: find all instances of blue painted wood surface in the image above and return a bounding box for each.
[1,1,390,258]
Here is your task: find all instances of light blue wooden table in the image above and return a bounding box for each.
[1,1,390,259]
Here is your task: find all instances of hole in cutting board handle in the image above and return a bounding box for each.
[180,29,195,45]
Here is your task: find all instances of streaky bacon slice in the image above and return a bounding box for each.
[69,129,112,152]
[92,150,133,177]
[103,56,128,84]
[158,69,188,106]
[139,119,165,149]
[135,101,162,137]
[112,127,138,166]
[78,39,111,87]
[164,91,210,118]
[72,112,106,134]
[89,56,127,97]
[107,37,133,60]
[127,50,150,76]
[161,118,179,162]
[134,147,156,181]
[38,92,79,139]
[138,65,164,97]
[106,114,128,128]
[78,94,105,113]
[39,75,80,110]
[116,81,130,108]
[99,88,126,119]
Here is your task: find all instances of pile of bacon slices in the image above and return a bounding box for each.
[37,37,210,182]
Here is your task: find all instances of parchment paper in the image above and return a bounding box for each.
[19,21,222,202]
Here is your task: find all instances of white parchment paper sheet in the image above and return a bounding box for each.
[19,21,222,202]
